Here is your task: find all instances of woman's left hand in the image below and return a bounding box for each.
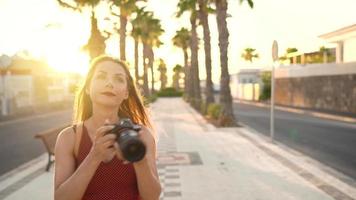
[138,126,156,160]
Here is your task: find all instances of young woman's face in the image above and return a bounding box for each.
[86,61,129,108]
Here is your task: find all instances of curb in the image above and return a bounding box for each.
[235,99,356,123]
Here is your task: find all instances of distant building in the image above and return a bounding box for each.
[319,24,356,63]
[0,55,74,115]
[285,48,336,65]
[230,69,263,101]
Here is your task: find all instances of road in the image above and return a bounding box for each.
[233,102,356,180]
[0,110,72,176]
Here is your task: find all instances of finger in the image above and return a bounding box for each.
[104,118,111,125]
[95,126,115,139]
[102,134,117,141]
[109,148,117,155]
[96,134,116,144]
[114,144,124,161]
[103,140,116,148]
[113,142,120,150]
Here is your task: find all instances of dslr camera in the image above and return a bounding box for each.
[107,118,146,162]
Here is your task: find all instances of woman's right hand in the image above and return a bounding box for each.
[88,125,117,163]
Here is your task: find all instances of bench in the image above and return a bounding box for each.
[34,125,69,171]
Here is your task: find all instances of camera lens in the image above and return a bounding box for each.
[119,130,146,162]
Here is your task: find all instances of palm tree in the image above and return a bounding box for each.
[109,0,143,61]
[83,12,107,59]
[177,0,201,108]
[56,0,106,60]
[286,47,298,54]
[279,47,297,64]
[241,48,259,63]
[131,9,164,96]
[173,64,184,90]
[145,18,164,95]
[131,7,147,86]
[148,46,156,93]
[198,0,215,108]
[214,0,253,126]
[157,59,168,90]
[172,28,191,99]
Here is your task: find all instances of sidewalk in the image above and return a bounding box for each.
[1,97,356,200]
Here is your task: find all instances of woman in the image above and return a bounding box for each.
[54,55,161,200]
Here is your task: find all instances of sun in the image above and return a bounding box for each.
[46,49,90,75]
[34,22,91,75]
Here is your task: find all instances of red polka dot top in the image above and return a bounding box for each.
[73,123,140,200]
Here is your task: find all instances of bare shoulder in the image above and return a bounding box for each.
[55,125,76,154]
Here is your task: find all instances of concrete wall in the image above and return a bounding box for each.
[275,62,356,114]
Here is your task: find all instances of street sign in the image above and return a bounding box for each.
[272,40,278,62]
[0,55,12,68]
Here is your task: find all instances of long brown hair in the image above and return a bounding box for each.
[73,55,152,130]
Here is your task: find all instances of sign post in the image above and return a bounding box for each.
[271,40,278,142]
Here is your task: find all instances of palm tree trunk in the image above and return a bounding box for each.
[134,39,139,86]
[198,0,215,107]
[87,10,106,60]
[119,8,127,61]
[216,0,236,126]
[149,46,155,94]
[142,43,150,96]
[183,48,190,99]
[190,14,201,106]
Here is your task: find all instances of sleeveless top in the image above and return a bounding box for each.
[73,123,140,200]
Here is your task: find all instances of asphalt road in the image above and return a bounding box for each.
[233,102,356,180]
[0,110,72,176]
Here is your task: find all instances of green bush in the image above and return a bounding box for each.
[157,87,183,97]
[259,71,271,100]
[200,101,207,115]
[207,103,222,119]
[144,93,158,106]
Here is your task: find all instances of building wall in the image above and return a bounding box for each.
[275,62,356,114]
[344,37,356,63]
[9,75,33,108]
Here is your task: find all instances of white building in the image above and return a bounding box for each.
[319,24,356,63]
[0,55,75,116]
[230,69,262,101]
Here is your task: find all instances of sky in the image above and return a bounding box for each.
[0,0,355,83]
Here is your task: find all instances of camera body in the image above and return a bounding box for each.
[108,118,146,162]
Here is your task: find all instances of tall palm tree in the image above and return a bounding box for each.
[173,64,184,90]
[215,0,253,126]
[198,0,215,108]
[109,0,143,61]
[157,59,168,90]
[148,46,156,93]
[172,28,191,99]
[131,7,147,86]
[177,0,201,108]
[56,0,106,60]
[131,9,164,96]
[241,48,259,63]
[148,32,164,94]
